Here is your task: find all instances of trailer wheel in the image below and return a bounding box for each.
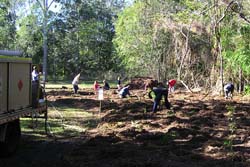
[0,119,21,157]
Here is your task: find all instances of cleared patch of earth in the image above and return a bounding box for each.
[1,85,250,167]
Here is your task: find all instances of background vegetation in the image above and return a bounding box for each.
[1,0,250,93]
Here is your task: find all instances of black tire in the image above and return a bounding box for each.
[0,119,21,157]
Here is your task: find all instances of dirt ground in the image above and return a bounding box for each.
[1,82,250,167]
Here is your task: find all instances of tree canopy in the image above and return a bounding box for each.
[1,0,250,91]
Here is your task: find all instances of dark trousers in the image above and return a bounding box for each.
[73,85,79,93]
[32,82,39,108]
[152,88,171,112]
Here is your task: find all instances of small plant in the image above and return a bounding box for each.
[223,139,233,149]
[186,109,198,116]
[161,131,179,144]
[244,85,250,95]
[167,110,175,116]
[224,105,237,154]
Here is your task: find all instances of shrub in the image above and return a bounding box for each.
[244,85,250,95]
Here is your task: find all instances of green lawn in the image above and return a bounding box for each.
[45,80,117,89]
[20,106,98,139]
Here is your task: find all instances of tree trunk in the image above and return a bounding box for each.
[219,40,224,95]
[239,67,242,93]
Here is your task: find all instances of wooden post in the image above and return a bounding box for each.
[98,88,103,118]
[99,100,102,116]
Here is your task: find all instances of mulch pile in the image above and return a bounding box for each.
[128,77,153,90]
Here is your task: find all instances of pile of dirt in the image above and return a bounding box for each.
[128,77,153,90]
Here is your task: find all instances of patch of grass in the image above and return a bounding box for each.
[167,110,175,116]
[244,85,250,95]
[51,106,93,117]
[224,105,237,154]
[20,118,49,139]
[161,131,179,144]
[185,109,199,116]
[46,80,117,89]
[20,105,99,139]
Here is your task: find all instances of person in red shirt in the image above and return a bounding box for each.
[93,81,100,94]
[168,79,176,93]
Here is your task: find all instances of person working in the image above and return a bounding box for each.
[119,85,131,98]
[32,66,39,83]
[224,82,234,99]
[168,79,176,93]
[103,80,110,90]
[147,81,171,113]
[93,81,100,94]
[72,73,80,94]
[31,65,42,108]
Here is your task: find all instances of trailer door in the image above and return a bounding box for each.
[0,63,7,114]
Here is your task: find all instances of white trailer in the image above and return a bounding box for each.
[0,50,47,156]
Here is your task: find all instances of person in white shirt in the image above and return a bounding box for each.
[119,85,131,98]
[72,73,80,94]
[32,66,39,83]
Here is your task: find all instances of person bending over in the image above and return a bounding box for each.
[72,73,80,94]
[224,83,234,99]
[148,84,171,113]
[119,85,131,98]
[103,80,110,90]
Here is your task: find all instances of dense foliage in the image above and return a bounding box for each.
[114,0,250,91]
[1,0,250,91]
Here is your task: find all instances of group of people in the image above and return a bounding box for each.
[93,80,110,94]
[71,74,176,113]
[71,73,114,94]
[71,72,235,114]
[117,79,176,113]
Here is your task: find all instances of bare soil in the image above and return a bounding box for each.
[1,84,250,167]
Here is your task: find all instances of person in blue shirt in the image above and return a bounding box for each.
[119,85,131,98]
[224,82,234,99]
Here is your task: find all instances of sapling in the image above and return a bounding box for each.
[224,105,237,156]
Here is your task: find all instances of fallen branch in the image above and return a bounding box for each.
[179,80,193,93]
[201,91,211,100]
